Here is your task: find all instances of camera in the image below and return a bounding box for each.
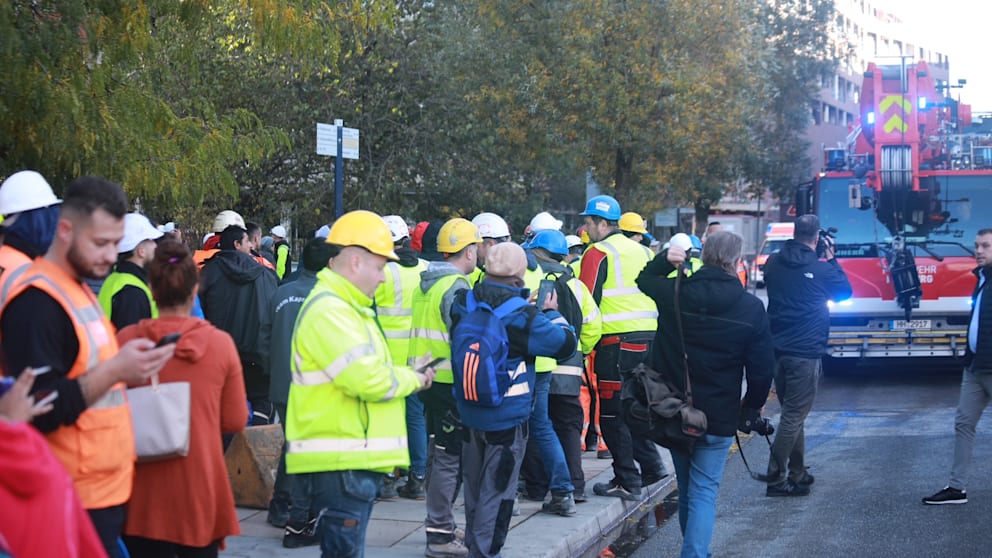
[738,408,775,436]
[815,227,837,258]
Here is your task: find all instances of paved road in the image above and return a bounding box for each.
[631,361,992,558]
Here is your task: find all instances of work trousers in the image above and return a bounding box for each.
[419,381,464,543]
[767,355,821,483]
[949,366,992,490]
[595,332,665,490]
[580,352,606,451]
[462,423,528,558]
[520,392,585,497]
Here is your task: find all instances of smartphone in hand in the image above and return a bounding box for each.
[418,357,447,373]
[537,279,555,307]
[155,333,181,348]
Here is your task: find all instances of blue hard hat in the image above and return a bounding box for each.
[529,229,569,257]
[580,195,622,221]
[689,234,703,249]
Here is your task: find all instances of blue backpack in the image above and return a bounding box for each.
[451,291,529,407]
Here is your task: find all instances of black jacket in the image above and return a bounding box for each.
[636,255,774,437]
[764,240,852,358]
[966,266,992,372]
[200,250,279,365]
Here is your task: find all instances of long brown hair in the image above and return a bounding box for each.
[148,239,198,308]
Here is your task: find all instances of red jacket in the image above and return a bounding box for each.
[0,421,107,558]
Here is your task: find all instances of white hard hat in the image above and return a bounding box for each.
[157,221,176,233]
[670,233,693,251]
[383,215,410,242]
[119,213,163,253]
[565,234,583,249]
[315,224,331,239]
[0,170,61,217]
[529,211,562,233]
[270,225,287,238]
[212,210,245,233]
[471,212,510,239]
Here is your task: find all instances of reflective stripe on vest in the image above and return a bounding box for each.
[293,343,376,386]
[2,258,131,510]
[0,244,32,307]
[595,237,658,332]
[288,436,407,454]
[378,262,408,316]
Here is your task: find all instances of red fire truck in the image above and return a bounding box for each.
[797,59,988,370]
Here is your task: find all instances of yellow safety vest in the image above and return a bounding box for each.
[97,269,159,322]
[524,263,603,377]
[592,235,658,334]
[285,268,422,474]
[375,258,428,365]
[407,273,469,384]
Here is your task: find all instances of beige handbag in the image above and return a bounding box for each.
[127,375,191,462]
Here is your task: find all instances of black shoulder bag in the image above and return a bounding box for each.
[622,266,707,454]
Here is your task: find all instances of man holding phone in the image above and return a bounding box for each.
[0,177,175,558]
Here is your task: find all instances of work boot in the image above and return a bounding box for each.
[283,518,319,548]
[542,492,577,516]
[597,449,612,460]
[378,473,398,500]
[593,478,641,501]
[398,473,427,500]
[266,496,290,528]
[425,536,469,557]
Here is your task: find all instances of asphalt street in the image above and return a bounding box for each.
[630,361,992,558]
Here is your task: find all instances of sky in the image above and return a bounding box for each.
[884,1,992,114]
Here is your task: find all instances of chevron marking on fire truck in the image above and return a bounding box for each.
[880,95,911,133]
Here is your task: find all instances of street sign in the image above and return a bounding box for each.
[316,122,360,159]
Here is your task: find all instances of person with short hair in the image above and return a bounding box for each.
[119,240,248,557]
[0,176,176,557]
[763,214,851,496]
[200,224,279,425]
[636,230,774,558]
[923,228,992,505]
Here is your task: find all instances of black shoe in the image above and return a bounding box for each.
[573,490,588,503]
[922,486,967,505]
[266,498,290,528]
[283,518,319,548]
[794,471,815,487]
[377,474,398,500]
[597,449,612,460]
[542,492,577,516]
[593,479,642,501]
[397,474,426,500]
[766,480,810,497]
[642,470,666,487]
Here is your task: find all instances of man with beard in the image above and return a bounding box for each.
[0,176,176,557]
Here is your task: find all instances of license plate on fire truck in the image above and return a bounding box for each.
[891,319,931,330]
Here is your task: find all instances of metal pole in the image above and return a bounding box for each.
[335,119,344,219]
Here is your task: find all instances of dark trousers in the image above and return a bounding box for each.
[419,382,463,542]
[89,504,126,558]
[243,359,273,425]
[122,536,220,558]
[462,423,528,558]
[596,332,664,490]
[520,393,585,496]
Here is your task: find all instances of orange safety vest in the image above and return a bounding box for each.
[193,248,218,269]
[3,258,133,509]
[737,260,748,287]
[0,243,33,307]
[254,254,276,271]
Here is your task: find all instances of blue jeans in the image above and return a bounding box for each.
[307,470,383,558]
[671,434,734,558]
[528,372,574,493]
[406,393,428,477]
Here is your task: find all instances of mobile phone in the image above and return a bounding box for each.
[419,357,447,372]
[537,279,556,306]
[30,366,52,376]
[156,333,181,347]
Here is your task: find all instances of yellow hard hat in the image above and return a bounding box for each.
[437,218,482,254]
[326,210,398,260]
[580,229,590,244]
[618,212,648,234]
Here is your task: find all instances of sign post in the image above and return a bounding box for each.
[316,120,360,219]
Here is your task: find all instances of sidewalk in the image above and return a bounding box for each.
[221,449,676,558]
